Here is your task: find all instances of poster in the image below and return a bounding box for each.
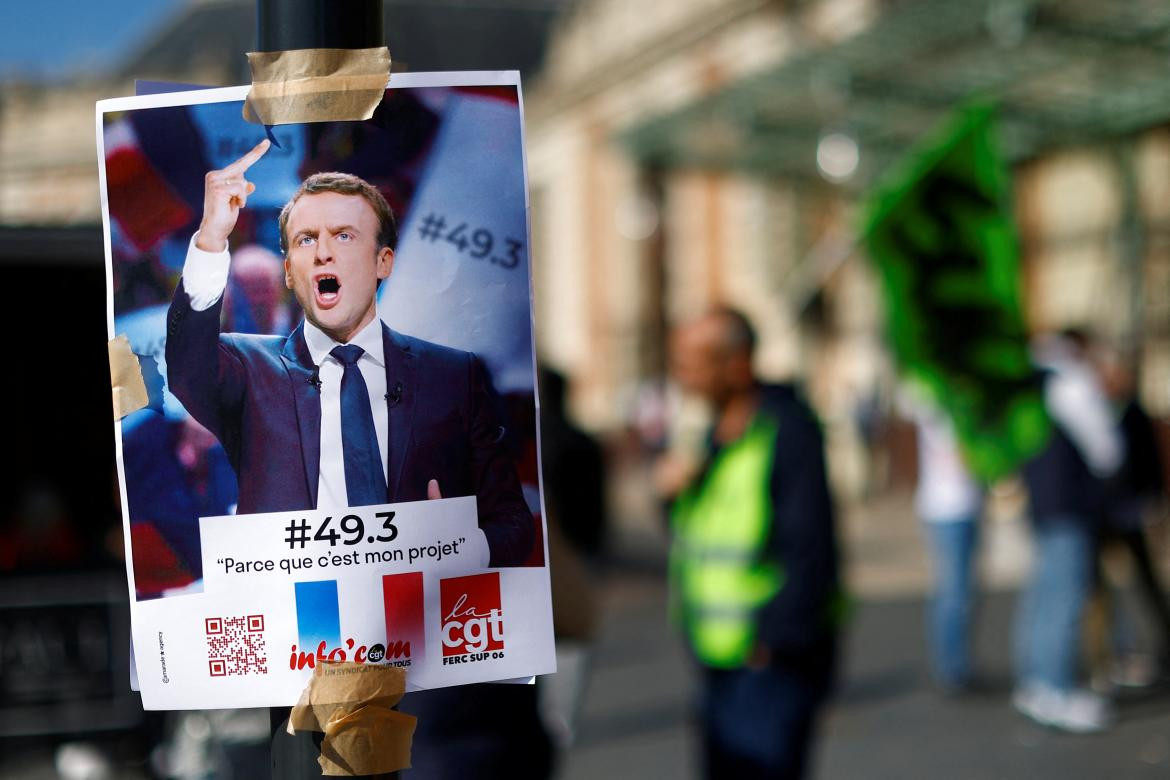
[861,102,1050,482]
[98,71,555,710]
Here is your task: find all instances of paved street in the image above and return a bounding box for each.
[559,493,1170,779]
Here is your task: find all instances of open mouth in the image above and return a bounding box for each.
[315,275,340,306]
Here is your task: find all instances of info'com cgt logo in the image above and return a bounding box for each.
[291,573,424,670]
[440,572,505,664]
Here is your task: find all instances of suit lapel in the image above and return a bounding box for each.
[383,325,416,501]
[281,323,321,508]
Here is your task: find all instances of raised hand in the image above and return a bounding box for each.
[195,139,270,252]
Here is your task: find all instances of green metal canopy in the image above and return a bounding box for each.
[620,0,1170,184]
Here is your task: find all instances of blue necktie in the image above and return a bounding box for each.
[330,345,387,507]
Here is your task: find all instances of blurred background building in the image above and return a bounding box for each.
[5,0,1170,777]
[525,0,1170,487]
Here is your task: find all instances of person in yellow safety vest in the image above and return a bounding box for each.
[662,307,842,780]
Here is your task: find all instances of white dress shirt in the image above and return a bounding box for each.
[182,234,389,508]
[303,317,389,508]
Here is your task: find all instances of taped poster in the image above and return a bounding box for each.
[97,71,554,710]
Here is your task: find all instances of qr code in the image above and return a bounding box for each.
[205,615,268,677]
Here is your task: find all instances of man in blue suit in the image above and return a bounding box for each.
[166,140,533,567]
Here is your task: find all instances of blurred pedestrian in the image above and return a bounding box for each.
[401,379,555,780]
[1014,329,1122,733]
[538,368,603,748]
[540,367,607,559]
[663,308,841,779]
[907,390,984,693]
[1088,345,1170,685]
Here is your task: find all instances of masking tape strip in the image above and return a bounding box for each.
[109,335,148,421]
[289,661,415,776]
[243,47,391,126]
[320,708,417,777]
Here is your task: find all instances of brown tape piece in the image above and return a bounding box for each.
[288,661,415,776]
[109,335,148,421]
[320,708,417,777]
[243,47,391,126]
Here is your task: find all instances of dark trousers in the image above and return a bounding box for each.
[270,708,398,779]
[271,684,553,779]
[400,683,554,780]
[700,663,829,780]
[1094,527,1170,660]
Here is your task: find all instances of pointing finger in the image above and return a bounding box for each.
[211,179,251,205]
[224,139,271,175]
[426,479,442,500]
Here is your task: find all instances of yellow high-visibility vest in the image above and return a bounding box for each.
[670,416,783,668]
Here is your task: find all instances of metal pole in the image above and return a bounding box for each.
[257,2,385,776]
[258,0,384,51]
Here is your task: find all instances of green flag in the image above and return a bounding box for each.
[861,102,1049,482]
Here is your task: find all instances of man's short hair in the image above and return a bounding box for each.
[277,171,398,254]
[710,305,757,357]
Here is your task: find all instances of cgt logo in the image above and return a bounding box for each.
[440,573,504,664]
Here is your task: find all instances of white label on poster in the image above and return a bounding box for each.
[132,567,555,709]
[132,497,555,709]
[200,497,480,589]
